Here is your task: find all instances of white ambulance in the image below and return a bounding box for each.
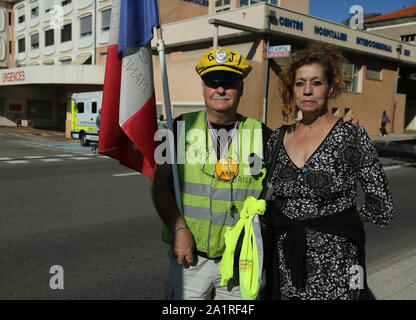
[70,91,102,146]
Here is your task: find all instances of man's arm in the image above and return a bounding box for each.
[151,163,195,265]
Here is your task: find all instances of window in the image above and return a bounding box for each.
[294,107,302,121]
[101,9,111,31]
[80,15,92,37]
[18,15,25,23]
[366,61,381,81]
[215,0,230,12]
[62,0,72,6]
[92,102,97,114]
[343,59,361,92]
[76,102,84,113]
[45,29,54,46]
[60,58,72,64]
[83,56,92,65]
[44,0,54,13]
[61,23,72,42]
[31,33,39,49]
[241,0,277,6]
[401,34,416,43]
[18,38,25,53]
[31,7,39,19]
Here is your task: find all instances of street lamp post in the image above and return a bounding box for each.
[262,10,276,125]
[392,43,402,133]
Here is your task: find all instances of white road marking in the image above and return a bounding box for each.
[4,160,29,164]
[40,158,63,162]
[24,156,46,159]
[112,172,141,177]
[0,157,13,161]
[70,157,91,160]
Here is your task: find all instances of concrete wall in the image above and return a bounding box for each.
[367,22,416,42]
[278,0,309,14]
[159,0,209,24]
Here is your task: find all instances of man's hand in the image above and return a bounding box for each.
[357,207,367,222]
[172,227,195,266]
[342,114,359,125]
[152,164,196,265]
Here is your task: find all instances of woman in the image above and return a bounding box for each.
[263,44,394,300]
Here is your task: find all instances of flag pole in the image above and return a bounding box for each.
[155,10,183,214]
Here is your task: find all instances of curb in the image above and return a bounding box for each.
[374,141,416,159]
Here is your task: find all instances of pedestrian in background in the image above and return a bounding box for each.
[92,108,101,154]
[380,110,391,136]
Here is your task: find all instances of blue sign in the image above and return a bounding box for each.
[404,49,410,57]
[278,16,303,31]
[356,37,392,52]
[314,26,347,41]
[183,0,209,6]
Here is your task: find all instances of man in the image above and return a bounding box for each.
[151,47,271,300]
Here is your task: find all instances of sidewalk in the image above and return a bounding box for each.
[1,126,70,143]
[367,246,416,300]
[371,132,416,158]
[367,131,416,300]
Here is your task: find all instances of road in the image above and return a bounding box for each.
[0,128,167,299]
[0,127,415,299]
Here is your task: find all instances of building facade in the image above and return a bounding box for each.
[0,0,109,131]
[365,5,416,131]
[152,1,415,135]
[0,0,415,137]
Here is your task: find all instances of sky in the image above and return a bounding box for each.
[308,0,416,24]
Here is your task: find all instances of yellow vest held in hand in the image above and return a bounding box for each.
[220,196,266,300]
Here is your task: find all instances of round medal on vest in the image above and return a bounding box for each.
[215,157,239,181]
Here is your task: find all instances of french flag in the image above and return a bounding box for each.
[98,0,159,179]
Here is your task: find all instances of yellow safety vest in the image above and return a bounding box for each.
[163,110,265,258]
[220,196,266,300]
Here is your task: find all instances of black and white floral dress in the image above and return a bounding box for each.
[265,119,394,300]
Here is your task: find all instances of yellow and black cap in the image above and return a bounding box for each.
[195,47,252,83]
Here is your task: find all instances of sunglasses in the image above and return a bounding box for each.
[203,79,241,89]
